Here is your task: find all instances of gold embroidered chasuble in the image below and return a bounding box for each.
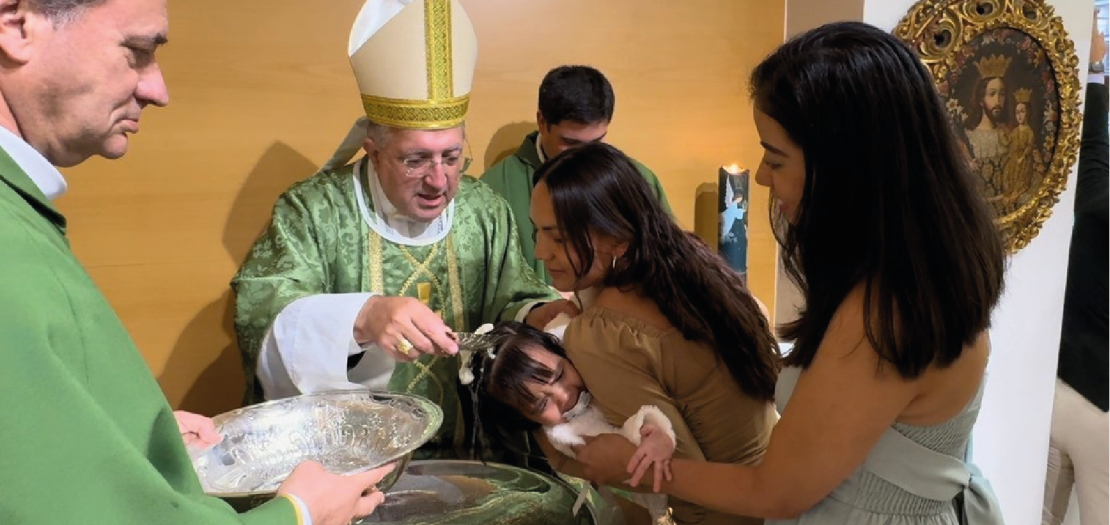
[232,157,558,457]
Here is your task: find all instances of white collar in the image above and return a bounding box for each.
[0,125,67,200]
[535,133,547,164]
[562,391,592,420]
[351,157,453,246]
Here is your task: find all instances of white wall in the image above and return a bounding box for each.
[781,1,1094,524]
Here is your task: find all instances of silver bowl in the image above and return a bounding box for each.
[355,460,597,525]
[191,390,443,512]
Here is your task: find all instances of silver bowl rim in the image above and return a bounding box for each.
[360,459,600,525]
[198,390,444,498]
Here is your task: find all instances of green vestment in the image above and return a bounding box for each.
[0,148,295,523]
[480,131,672,284]
[232,158,559,460]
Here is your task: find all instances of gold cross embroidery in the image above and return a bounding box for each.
[366,229,465,445]
[417,282,445,318]
[396,247,448,396]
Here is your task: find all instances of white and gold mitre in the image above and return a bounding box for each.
[349,0,477,129]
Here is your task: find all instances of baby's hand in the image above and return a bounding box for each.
[627,424,675,492]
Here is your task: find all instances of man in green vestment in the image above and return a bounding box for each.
[481,65,672,285]
[231,0,569,465]
[0,0,393,524]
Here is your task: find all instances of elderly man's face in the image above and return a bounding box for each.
[1,0,170,167]
[981,78,1006,124]
[366,126,465,222]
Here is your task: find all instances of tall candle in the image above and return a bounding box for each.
[718,164,750,280]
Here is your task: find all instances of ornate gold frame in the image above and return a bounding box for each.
[894,0,1081,253]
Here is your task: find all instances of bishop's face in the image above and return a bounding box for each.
[366,126,465,222]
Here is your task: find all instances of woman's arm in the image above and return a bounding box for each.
[533,429,589,479]
[537,427,678,495]
[576,288,922,519]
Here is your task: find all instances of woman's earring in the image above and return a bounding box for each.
[611,257,617,270]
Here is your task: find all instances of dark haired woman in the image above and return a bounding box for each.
[574,21,1006,525]
[527,139,781,525]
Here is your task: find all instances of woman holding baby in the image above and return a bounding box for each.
[471,140,781,525]
[474,20,1007,525]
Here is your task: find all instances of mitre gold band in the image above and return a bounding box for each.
[360,93,470,129]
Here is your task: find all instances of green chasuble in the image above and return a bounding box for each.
[232,157,559,460]
[0,149,295,523]
[481,131,672,285]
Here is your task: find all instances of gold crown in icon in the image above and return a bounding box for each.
[975,54,1012,79]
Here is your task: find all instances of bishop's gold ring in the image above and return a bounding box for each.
[396,338,414,356]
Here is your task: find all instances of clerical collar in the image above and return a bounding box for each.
[535,134,548,164]
[0,125,67,200]
[352,157,453,247]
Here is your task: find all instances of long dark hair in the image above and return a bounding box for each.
[750,21,1005,377]
[532,143,780,402]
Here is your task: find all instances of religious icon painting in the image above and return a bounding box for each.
[895,0,1082,253]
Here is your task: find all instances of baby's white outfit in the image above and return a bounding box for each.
[543,312,675,524]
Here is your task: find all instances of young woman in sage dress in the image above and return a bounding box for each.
[574,21,1007,525]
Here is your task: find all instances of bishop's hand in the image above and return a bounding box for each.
[354,296,458,361]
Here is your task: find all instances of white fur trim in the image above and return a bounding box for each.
[543,404,615,458]
[544,312,574,341]
[621,405,676,447]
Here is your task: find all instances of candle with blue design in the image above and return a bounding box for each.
[719,164,750,280]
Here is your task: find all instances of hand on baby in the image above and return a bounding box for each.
[627,423,675,492]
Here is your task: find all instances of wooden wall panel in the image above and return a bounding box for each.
[58,0,785,414]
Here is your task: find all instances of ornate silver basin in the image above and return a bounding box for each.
[191,390,443,511]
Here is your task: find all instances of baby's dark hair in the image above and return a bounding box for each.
[468,321,567,429]
[464,321,567,468]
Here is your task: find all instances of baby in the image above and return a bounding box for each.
[461,320,675,523]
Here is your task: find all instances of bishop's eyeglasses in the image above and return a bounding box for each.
[400,155,473,179]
